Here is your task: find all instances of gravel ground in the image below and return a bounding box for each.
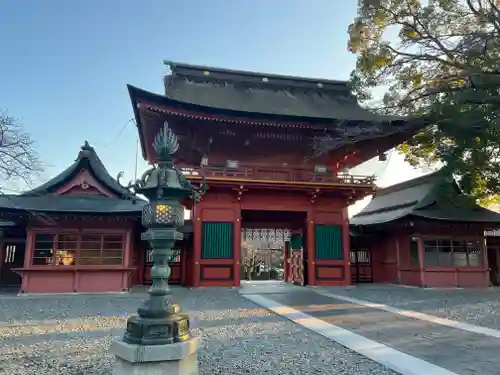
[318,284,500,329]
[0,288,397,375]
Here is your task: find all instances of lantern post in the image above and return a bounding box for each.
[111,121,205,375]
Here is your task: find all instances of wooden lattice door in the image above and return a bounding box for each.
[290,249,304,286]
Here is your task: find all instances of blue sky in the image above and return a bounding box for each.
[0,0,423,211]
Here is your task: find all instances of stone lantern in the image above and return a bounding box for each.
[111,121,205,375]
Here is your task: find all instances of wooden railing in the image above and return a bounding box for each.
[179,165,375,185]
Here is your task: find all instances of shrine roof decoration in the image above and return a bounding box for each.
[22,141,135,199]
[350,172,500,226]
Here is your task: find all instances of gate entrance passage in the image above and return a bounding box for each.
[1,242,25,287]
[240,228,289,281]
[241,210,306,283]
[350,248,373,283]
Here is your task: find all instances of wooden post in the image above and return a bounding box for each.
[0,230,4,286]
[395,237,401,284]
[342,209,351,286]
[193,204,202,287]
[233,214,242,287]
[417,237,425,287]
[482,236,490,286]
[21,231,35,293]
[283,241,289,282]
[306,210,315,286]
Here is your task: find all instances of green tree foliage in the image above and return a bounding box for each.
[348,0,500,200]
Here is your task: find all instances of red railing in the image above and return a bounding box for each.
[179,165,375,185]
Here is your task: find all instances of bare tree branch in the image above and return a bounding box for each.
[0,110,43,188]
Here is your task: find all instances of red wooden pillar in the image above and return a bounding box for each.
[21,231,34,293]
[395,236,402,285]
[417,237,425,287]
[179,239,186,286]
[482,235,490,287]
[342,208,351,286]
[306,209,316,286]
[233,211,242,287]
[193,203,202,287]
[283,241,289,282]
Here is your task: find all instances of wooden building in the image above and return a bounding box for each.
[0,141,190,293]
[350,173,500,288]
[128,61,424,287]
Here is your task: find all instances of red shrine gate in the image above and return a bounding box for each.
[128,61,424,288]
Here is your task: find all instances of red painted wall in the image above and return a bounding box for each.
[192,190,241,287]
[189,187,350,287]
[368,223,490,288]
[309,196,350,286]
[18,218,137,294]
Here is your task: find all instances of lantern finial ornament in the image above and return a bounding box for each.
[153,121,179,163]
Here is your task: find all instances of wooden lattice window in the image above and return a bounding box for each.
[423,239,482,267]
[31,233,124,266]
[79,234,124,265]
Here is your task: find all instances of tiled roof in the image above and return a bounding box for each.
[0,194,144,214]
[161,61,408,123]
[350,172,500,226]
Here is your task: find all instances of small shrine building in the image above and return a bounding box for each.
[350,172,500,288]
[0,142,189,293]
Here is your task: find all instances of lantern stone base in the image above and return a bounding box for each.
[111,336,199,375]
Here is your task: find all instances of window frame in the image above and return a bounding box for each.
[30,231,126,268]
[422,236,483,267]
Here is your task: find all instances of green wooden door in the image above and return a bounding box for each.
[290,234,302,250]
[202,222,234,259]
[315,224,343,260]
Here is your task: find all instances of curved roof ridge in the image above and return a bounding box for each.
[22,141,134,199]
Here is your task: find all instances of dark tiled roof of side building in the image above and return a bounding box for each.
[0,141,144,215]
[350,172,500,226]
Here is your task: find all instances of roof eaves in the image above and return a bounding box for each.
[128,84,415,125]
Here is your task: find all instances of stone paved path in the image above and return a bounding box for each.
[242,284,500,375]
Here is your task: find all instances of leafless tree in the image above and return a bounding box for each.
[241,240,285,280]
[241,243,259,281]
[0,110,42,189]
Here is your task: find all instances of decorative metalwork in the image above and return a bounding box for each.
[116,121,207,202]
[241,228,291,249]
[121,120,206,346]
